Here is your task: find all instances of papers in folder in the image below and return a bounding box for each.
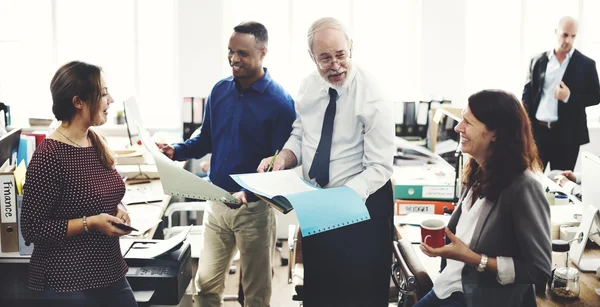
[230,170,370,237]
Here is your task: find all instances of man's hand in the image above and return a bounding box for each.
[233,191,248,205]
[554,81,570,101]
[156,143,175,159]
[554,170,576,187]
[200,160,210,173]
[420,228,477,263]
[257,149,295,173]
[560,170,576,182]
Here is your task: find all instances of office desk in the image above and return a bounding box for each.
[125,178,172,239]
[394,224,600,306]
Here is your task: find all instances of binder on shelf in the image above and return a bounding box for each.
[394,183,455,201]
[1,164,18,252]
[416,100,430,139]
[182,97,205,141]
[394,101,404,136]
[230,170,370,237]
[403,101,417,137]
[16,195,33,255]
[395,199,455,215]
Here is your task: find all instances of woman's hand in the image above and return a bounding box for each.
[88,213,131,237]
[420,227,478,263]
[116,207,131,225]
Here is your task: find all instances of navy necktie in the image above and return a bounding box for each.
[309,88,338,187]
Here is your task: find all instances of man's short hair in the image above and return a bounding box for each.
[234,21,268,47]
[307,17,350,52]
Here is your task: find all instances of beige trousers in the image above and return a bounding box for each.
[195,200,276,307]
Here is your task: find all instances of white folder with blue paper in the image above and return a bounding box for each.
[230,170,370,237]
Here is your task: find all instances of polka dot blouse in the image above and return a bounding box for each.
[21,139,128,292]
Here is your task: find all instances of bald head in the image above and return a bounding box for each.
[558,16,578,29]
[555,16,578,54]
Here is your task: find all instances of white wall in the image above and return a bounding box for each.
[177,0,229,99]
[420,0,467,105]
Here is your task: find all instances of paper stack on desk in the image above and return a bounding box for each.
[231,170,370,237]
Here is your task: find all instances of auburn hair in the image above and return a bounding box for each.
[462,90,542,201]
[50,61,114,169]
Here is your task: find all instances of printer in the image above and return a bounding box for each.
[123,239,193,306]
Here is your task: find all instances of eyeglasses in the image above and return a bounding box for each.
[315,52,351,70]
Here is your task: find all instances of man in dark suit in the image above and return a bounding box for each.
[522,16,600,171]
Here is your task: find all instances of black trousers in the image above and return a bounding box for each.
[533,124,580,171]
[302,180,394,307]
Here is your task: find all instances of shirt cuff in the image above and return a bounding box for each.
[496,256,515,285]
[171,144,183,161]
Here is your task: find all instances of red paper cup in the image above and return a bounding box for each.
[421,219,446,248]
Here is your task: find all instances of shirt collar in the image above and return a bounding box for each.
[231,67,272,94]
[548,48,575,61]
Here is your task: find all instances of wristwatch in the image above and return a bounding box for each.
[477,254,488,272]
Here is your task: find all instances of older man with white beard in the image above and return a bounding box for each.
[257,17,395,306]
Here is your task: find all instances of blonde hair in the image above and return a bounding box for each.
[307,17,350,52]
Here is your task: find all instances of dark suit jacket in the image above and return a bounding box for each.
[441,170,552,307]
[522,49,600,146]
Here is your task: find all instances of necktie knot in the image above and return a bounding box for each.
[329,87,338,100]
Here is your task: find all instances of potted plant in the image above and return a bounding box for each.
[115,110,125,125]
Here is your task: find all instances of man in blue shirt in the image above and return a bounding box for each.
[158,21,295,307]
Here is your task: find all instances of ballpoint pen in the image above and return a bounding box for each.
[266,150,279,172]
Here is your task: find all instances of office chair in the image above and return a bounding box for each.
[391,239,433,306]
[287,225,304,304]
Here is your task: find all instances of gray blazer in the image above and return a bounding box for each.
[442,170,552,307]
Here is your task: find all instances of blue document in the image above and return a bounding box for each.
[230,170,370,237]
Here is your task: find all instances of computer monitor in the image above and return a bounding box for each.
[123,97,144,146]
[430,111,460,166]
[580,152,600,244]
[569,151,600,271]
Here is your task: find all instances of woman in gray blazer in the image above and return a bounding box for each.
[414,90,552,307]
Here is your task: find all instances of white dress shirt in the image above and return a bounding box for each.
[535,48,575,122]
[283,63,395,200]
[433,189,516,299]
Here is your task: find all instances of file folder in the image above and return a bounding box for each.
[1,164,18,252]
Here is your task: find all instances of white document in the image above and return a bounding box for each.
[126,204,163,236]
[230,170,316,198]
[133,112,238,204]
[125,225,192,259]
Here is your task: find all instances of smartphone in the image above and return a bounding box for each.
[112,223,138,232]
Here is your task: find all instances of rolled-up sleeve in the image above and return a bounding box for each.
[344,96,395,200]
[21,150,67,244]
[496,256,516,285]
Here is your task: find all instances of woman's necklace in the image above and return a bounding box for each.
[56,128,87,148]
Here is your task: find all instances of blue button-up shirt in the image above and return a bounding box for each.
[173,68,295,198]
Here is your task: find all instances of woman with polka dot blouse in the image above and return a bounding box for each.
[21,61,138,306]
